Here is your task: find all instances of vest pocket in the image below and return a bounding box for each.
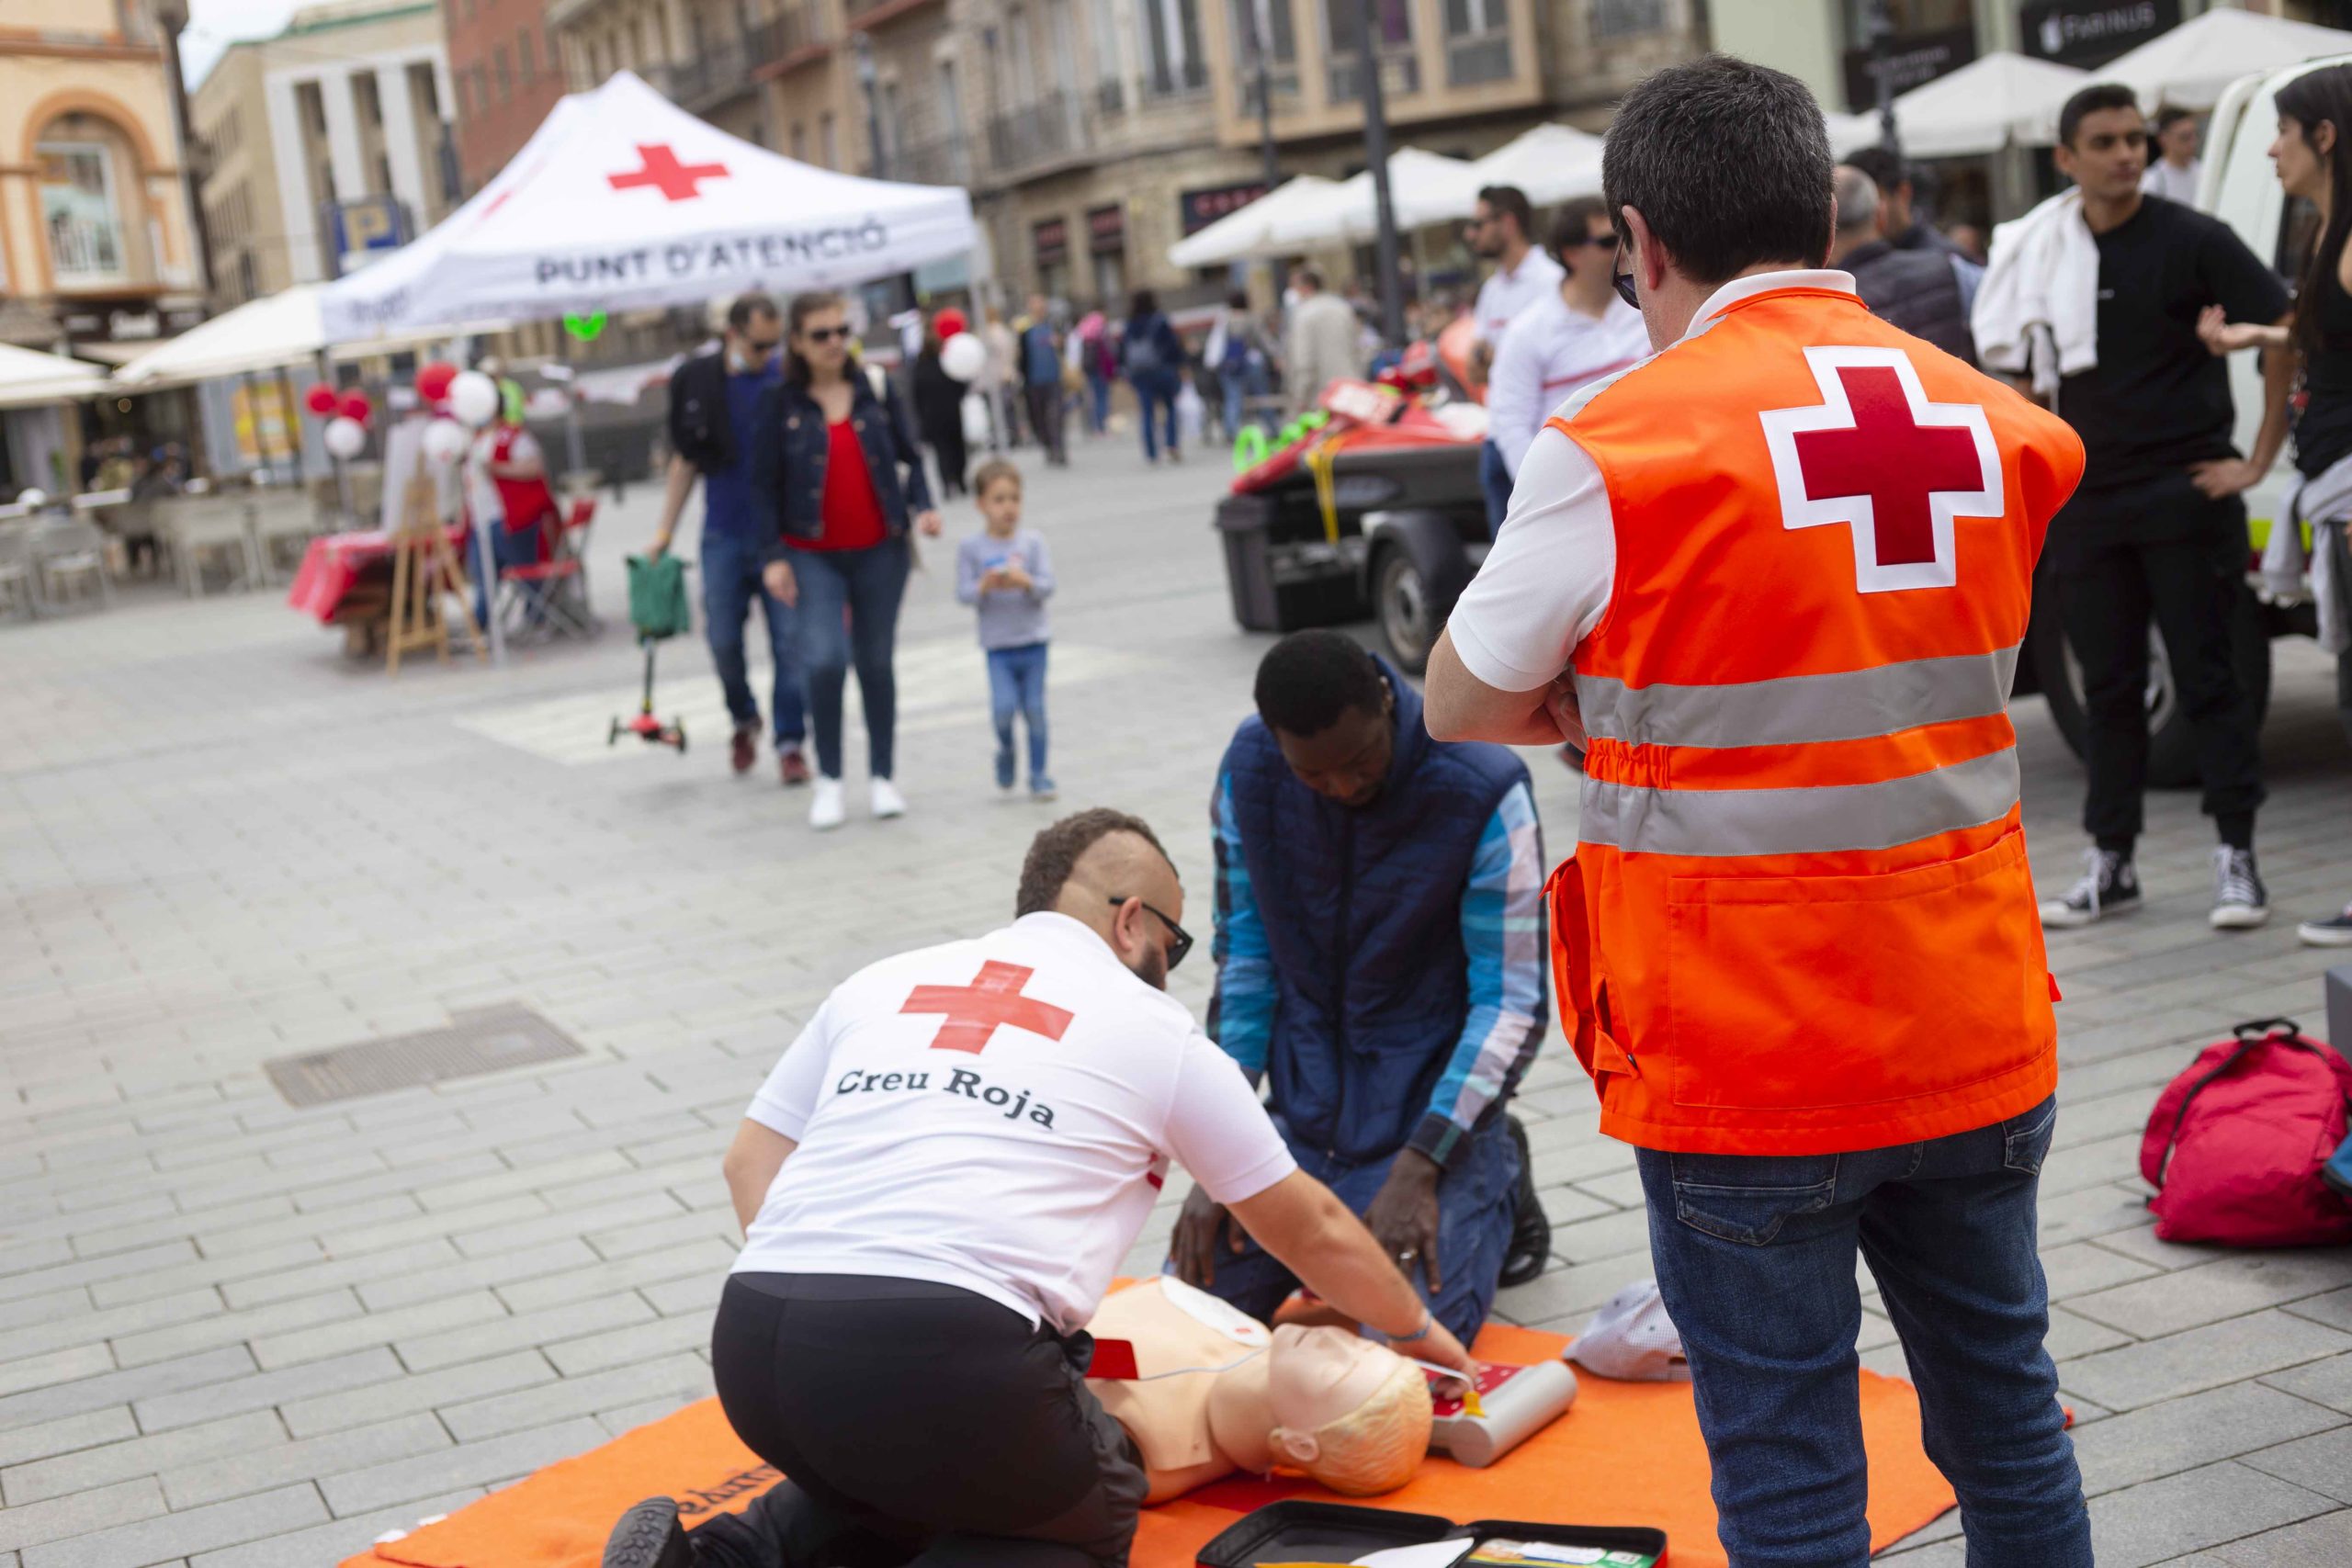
[1547,855,1637,1086]
[1662,828,2051,1113]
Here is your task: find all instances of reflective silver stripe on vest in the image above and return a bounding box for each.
[1577,644,2020,750]
[1577,746,2019,858]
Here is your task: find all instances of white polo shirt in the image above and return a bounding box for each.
[1485,291,1652,478]
[735,913,1298,1334]
[1472,248,1566,351]
[1448,270,1860,694]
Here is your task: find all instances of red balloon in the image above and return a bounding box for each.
[338,389,372,424]
[415,361,458,403]
[933,308,967,340]
[303,383,339,416]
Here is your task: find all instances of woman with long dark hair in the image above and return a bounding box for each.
[752,292,944,832]
[911,321,970,498]
[2201,62,2352,945]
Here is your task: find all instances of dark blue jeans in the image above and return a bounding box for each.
[1635,1098,2089,1568]
[703,529,803,746]
[1478,440,1514,540]
[1085,371,1111,434]
[793,537,910,782]
[1175,1114,1520,1345]
[986,642,1049,784]
[1131,370,1180,460]
[471,520,546,634]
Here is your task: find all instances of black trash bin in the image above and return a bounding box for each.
[1216,492,1367,633]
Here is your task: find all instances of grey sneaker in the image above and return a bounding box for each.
[2041,847,2141,930]
[2211,846,2270,931]
[2298,902,2352,947]
[603,1497,693,1568]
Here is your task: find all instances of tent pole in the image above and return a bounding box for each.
[559,328,587,481]
[275,365,306,489]
[317,350,354,525]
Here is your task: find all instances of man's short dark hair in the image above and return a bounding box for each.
[726,292,780,332]
[2154,105,2196,135]
[1477,185,1535,243]
[1254,630,1385,738]
[1016,809,1172,918]
[1548,196,1611,264]
[2059,84,2142,148]
[1843,146,1904,197]
[1602,55,1833,285]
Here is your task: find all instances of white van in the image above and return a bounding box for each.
[2014,62,2333,785]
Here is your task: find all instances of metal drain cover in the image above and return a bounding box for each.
[265,1005,586,1107]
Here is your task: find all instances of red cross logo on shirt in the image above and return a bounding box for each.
[1758,346,2001,593]
[607,144,729,202]
[900,963,1075,1055]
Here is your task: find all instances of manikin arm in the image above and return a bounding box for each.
[721,1120,797,1235]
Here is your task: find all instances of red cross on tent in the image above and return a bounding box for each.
[1759,346,2000,594]
[900,962,1075,1055]
[607,143,729,202]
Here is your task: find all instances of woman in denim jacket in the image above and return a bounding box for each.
[753,291,944,831]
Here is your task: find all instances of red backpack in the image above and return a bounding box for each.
[2140,1019,2352,1247]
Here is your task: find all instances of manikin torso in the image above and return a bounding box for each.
[1083,1279,1420,1503]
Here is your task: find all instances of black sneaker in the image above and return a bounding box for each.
[604,1497,694,1568]
[2211,846,2270,931]
[2298,902,2352,947]
[2041,847,2141,931]
[1498,1114,1552,1289]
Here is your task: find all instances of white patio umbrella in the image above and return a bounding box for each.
[1469,123,1605,205]
[1167,176,1343,267]
[2098,7,2352,112]
[1889,51,2087,157]
[1263,148,1484,249]
[0,342,111,408]
[319,71,977,337]
[1826,112,1883,158]
[110,283,499,387]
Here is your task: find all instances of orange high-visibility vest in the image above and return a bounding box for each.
[1544,284,2085,1156]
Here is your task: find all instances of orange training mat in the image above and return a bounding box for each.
[338,1324,1955,1568]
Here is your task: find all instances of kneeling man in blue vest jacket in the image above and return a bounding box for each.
[1170,631,1551,1343]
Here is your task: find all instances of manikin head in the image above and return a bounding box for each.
[1016,809,1190,990]
[1207,1325,1431,1496]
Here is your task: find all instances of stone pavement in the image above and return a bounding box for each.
[4,425,2351,1568]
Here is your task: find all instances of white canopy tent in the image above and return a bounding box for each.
[110,283,502,387]
[1167,175,1343,266]
[0,342,111,409]
[1468,123,1605,206]
[2097,8,2352,114]
[1885,51,2087,157]
[1261,148,1484,250]
[320,71,978,337]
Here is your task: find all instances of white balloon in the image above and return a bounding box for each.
[323,416,367,459]
[15,488,47,508]
[940,332,987,383]
[448,370,500,427]
[421,419,469,468]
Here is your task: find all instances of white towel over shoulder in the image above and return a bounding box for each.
[1973,189,2100,399]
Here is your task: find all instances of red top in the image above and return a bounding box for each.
[790,419,888,553]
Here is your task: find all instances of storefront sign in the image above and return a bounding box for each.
[1034,216,1069,265]
[1180,182,1270,236]
[2020,0,2179,71]
[1840,25,1975,113]
[1086,203,1125,250]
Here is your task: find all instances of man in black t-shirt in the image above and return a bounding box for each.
[2037,84,2293,935]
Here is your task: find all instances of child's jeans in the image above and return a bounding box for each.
[987,643,1050,785]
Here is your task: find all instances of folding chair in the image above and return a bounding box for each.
[498,496,598,641]
[29,518,111,613]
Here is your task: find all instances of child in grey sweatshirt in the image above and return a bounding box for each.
[955,459,1057,797]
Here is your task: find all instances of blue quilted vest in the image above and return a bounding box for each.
[1223,660,1531,1166]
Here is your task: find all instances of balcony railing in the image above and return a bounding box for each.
[1445,29,1512,86]
[893,136,971,187]
[985,91,1084,177]
[47,216,125,284]
[748,5,827,69]
[672,44,754,109]
[1327,47,1419,105]
[1096,77,1125,115]
[1238,67,1302,114]
[1142,57,1211,100]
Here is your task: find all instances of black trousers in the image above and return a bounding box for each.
[689,1274,1146,1568]
[2048,471,2266,846]
[1023,384,1068,466]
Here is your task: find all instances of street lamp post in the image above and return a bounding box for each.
[1358,0,1406,348]
[1867,0,1903,160]
[1243,0,1279,191]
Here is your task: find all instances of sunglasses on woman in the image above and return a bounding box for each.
[800,325,853,344]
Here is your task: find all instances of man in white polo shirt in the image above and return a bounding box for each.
[1467,183,1566,538]
[604,808,1473,1568]
[1485,197,1652,495]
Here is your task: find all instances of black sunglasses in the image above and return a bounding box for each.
[1110,897,1193,971]
[801,325,852,344]
[1611,246,1639,311]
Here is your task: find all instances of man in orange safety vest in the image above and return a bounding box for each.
[1427,55,2094,1568]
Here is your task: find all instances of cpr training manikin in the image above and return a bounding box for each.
[1085,1277,1577,1503]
